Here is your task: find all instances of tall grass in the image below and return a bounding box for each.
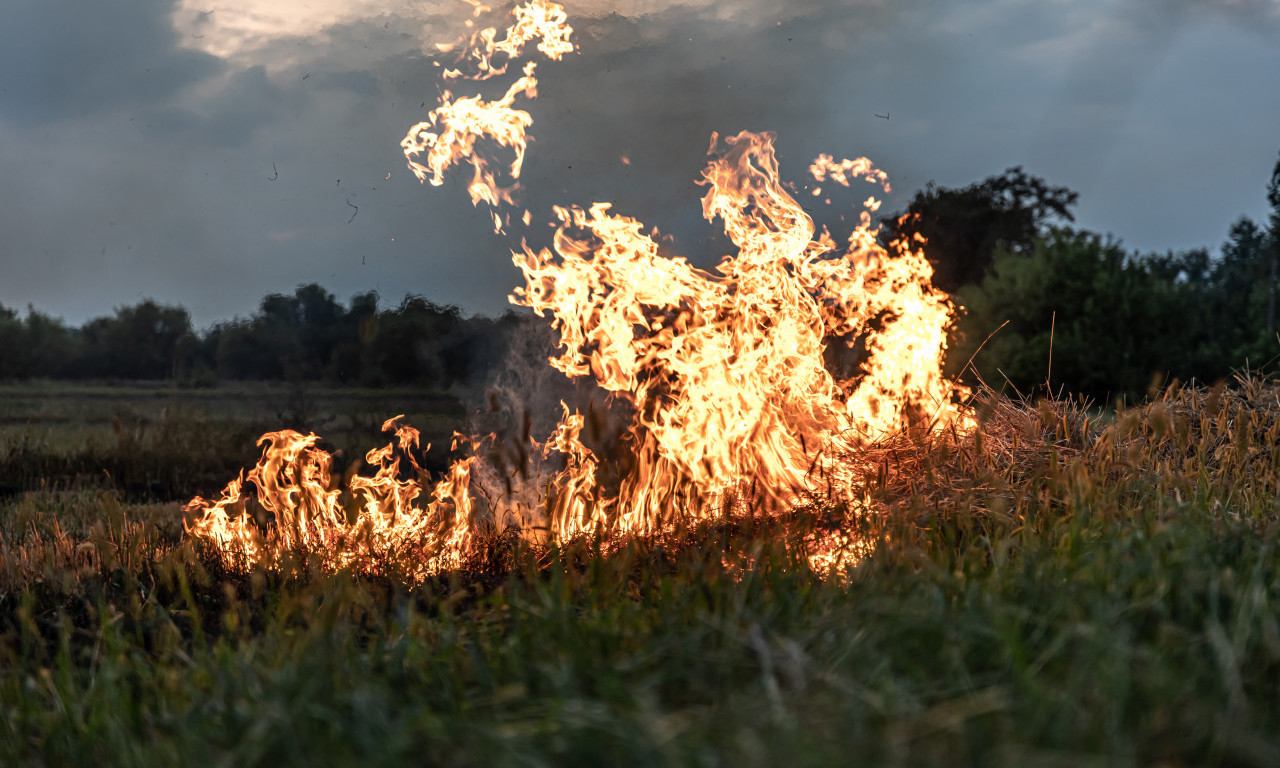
[3,379,1280,765]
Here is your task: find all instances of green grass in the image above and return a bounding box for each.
[3,379,1280,765]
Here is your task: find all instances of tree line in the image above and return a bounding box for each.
[888,152,1280,404]
[0,285,522,388]
[2,151,1278,402]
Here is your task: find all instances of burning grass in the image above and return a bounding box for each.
[6,5,1280,760]
[5,381,1280,764]
[302,0,976,583]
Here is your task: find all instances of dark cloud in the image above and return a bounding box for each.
[454,5,918,268]
[0,0,1277,329]
[144,66,288,148]
[0,0,220,125]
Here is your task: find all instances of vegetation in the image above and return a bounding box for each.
[4,153,1280,764]
[0,382,467,502]
[0,287,523,389]
[883,166,1080,294]
[890,151,1280,403]
[3,379,1280,765]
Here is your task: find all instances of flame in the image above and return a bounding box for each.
[443,0,573,81]
[185,0,972,579]
[512,130,970,537]
[400,0,575,231]
[184,416,476,578]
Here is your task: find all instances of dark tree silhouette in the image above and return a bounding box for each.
[1266,153,1280,332]
[77,300,193,379]
[884,167,1079,293]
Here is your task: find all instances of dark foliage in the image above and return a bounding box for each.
[3,151,1280,404]
[951,229,1235,402]
[949,152,1280,403]
[884,166,1079,293]
[0,285,527,390]
[910,151,1280,403]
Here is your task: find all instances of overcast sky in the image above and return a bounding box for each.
[1,0,1278,328]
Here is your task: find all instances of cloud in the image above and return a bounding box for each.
[140,65,291,149]
[1,0,1277,329]
[174,0,477,71]
[0,0,220,125]
[1136,0,1280,28]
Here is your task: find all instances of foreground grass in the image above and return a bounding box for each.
[3,380,1280,765]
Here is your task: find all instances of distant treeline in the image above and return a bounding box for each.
[0,285,522,388]
[887,154,1280,403]
[3,153,1279,403]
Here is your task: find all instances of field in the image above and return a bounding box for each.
[0,382,467,501]
[3,379,1280,766]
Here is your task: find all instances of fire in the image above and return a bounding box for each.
[513,130,969,537]
[185,0,971,578]
[184,417,476,578]
[400,0,574,231]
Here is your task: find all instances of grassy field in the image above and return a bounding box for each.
[3,379,1280,765]
[0,381,467,501]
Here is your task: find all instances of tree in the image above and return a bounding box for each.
[77,300,193,379]
[214,320,276,380]
[365,296,463,386]
[885,168,1078,293]
[256,292,307,379]
[294,283,345,377]
[1208,217,1269,361]
[326,290,379,384]
[211,285,338,380]
[440,309,526,386]
[24,308,78,378]
[0,304,27,379]
[953,229,1208,403]
[1267,152,1280,332]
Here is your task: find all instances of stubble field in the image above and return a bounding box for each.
[3,378,1280,766]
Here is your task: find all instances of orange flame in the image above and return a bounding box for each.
[401,0,575,232]
[512,130,970,537]
[185,1,971,578]
[184,417,476,579]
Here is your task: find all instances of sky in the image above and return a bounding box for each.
[1,0,1278,329]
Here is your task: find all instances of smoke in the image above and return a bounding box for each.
[460,312,636,533]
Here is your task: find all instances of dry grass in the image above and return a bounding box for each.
[7,376,1280,591]
[4,379,1280,766]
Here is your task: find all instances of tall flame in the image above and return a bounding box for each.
[185,0,971,578]
[513,130,969,537]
